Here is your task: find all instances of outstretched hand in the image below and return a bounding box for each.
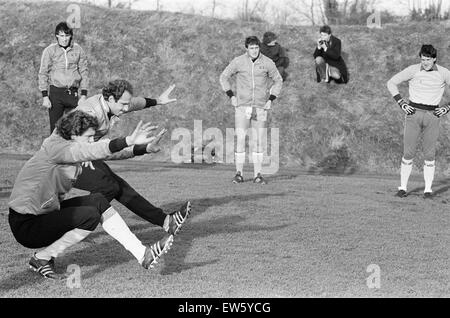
[126,121,159,146]
[157,84,177,105]
[146,128,168,153]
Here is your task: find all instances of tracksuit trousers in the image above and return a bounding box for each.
[73,160,166,227]
[9,194,110,249]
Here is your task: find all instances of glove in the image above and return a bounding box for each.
[433,105,450,118]
[230,96,238,107]
[42,96,52,109]
[397,98,415,115]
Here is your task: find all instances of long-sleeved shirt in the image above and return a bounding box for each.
[76,94,149,141]
[8,134,127,215]
[38,42,89,94]
[220,53,283,108]
[387,63,450,106]
[76,94,150,159]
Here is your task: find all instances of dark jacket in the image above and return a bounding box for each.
[260,42,289,69]
[313,35,349,84]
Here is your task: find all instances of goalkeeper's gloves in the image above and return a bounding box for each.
[394,94,415,115]
[433,105,450,118]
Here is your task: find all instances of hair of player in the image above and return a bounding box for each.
[55,22,73,36]
[245,36,261,48]
[101,79,134,102]
[419,45,437,59]
[56,110,99,140]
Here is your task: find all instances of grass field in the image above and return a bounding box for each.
[0,155,448,298]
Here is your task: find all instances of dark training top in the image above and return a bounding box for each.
[260,42,289,69]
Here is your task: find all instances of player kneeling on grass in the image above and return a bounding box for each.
[220,36,283,184]
[387,44,450,199]
[8,111,173,279]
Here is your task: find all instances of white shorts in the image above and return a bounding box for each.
[235,106,268,122]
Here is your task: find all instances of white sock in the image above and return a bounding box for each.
[101,207,146,264]
[424,160,435,193]
[163,215,170,232]
[36,228,91,260]
[399,158,413,191]
[235,152,245,175]
[252,152,264,178]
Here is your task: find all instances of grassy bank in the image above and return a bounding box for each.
[1,1,450,173]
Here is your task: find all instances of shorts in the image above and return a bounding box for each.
[235,106,268,122]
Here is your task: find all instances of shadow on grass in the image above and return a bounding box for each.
[406,177,450,199]
[0,192,289,292]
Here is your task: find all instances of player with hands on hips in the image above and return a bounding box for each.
[220,36,282,185]
[387,44,450,199]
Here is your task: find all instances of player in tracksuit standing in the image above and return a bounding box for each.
[387,45,450,198]
[38,22,89,134]
[220,36,283,184]
[8,111,173,279]
[73,79,191,238]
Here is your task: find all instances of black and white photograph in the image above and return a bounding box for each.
[0,0,449,302]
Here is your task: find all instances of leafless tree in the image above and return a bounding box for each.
[283,0,327,26]
[318,0,382,25]
[239,0,269,22]
[211,0,226,18]
[272,5,291,25]
[293,0,318,25]
[410,0,449,20]
[212,0,217,17]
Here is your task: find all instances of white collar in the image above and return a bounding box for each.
[100,96,111,114]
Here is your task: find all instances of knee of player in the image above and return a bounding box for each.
[315,57,325,64]
[99,182,121,201]
[424,160,435,167]
[331,71,341,79]
[87,193,112,212]
[78,207,102,231]
[401,157,414,165]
